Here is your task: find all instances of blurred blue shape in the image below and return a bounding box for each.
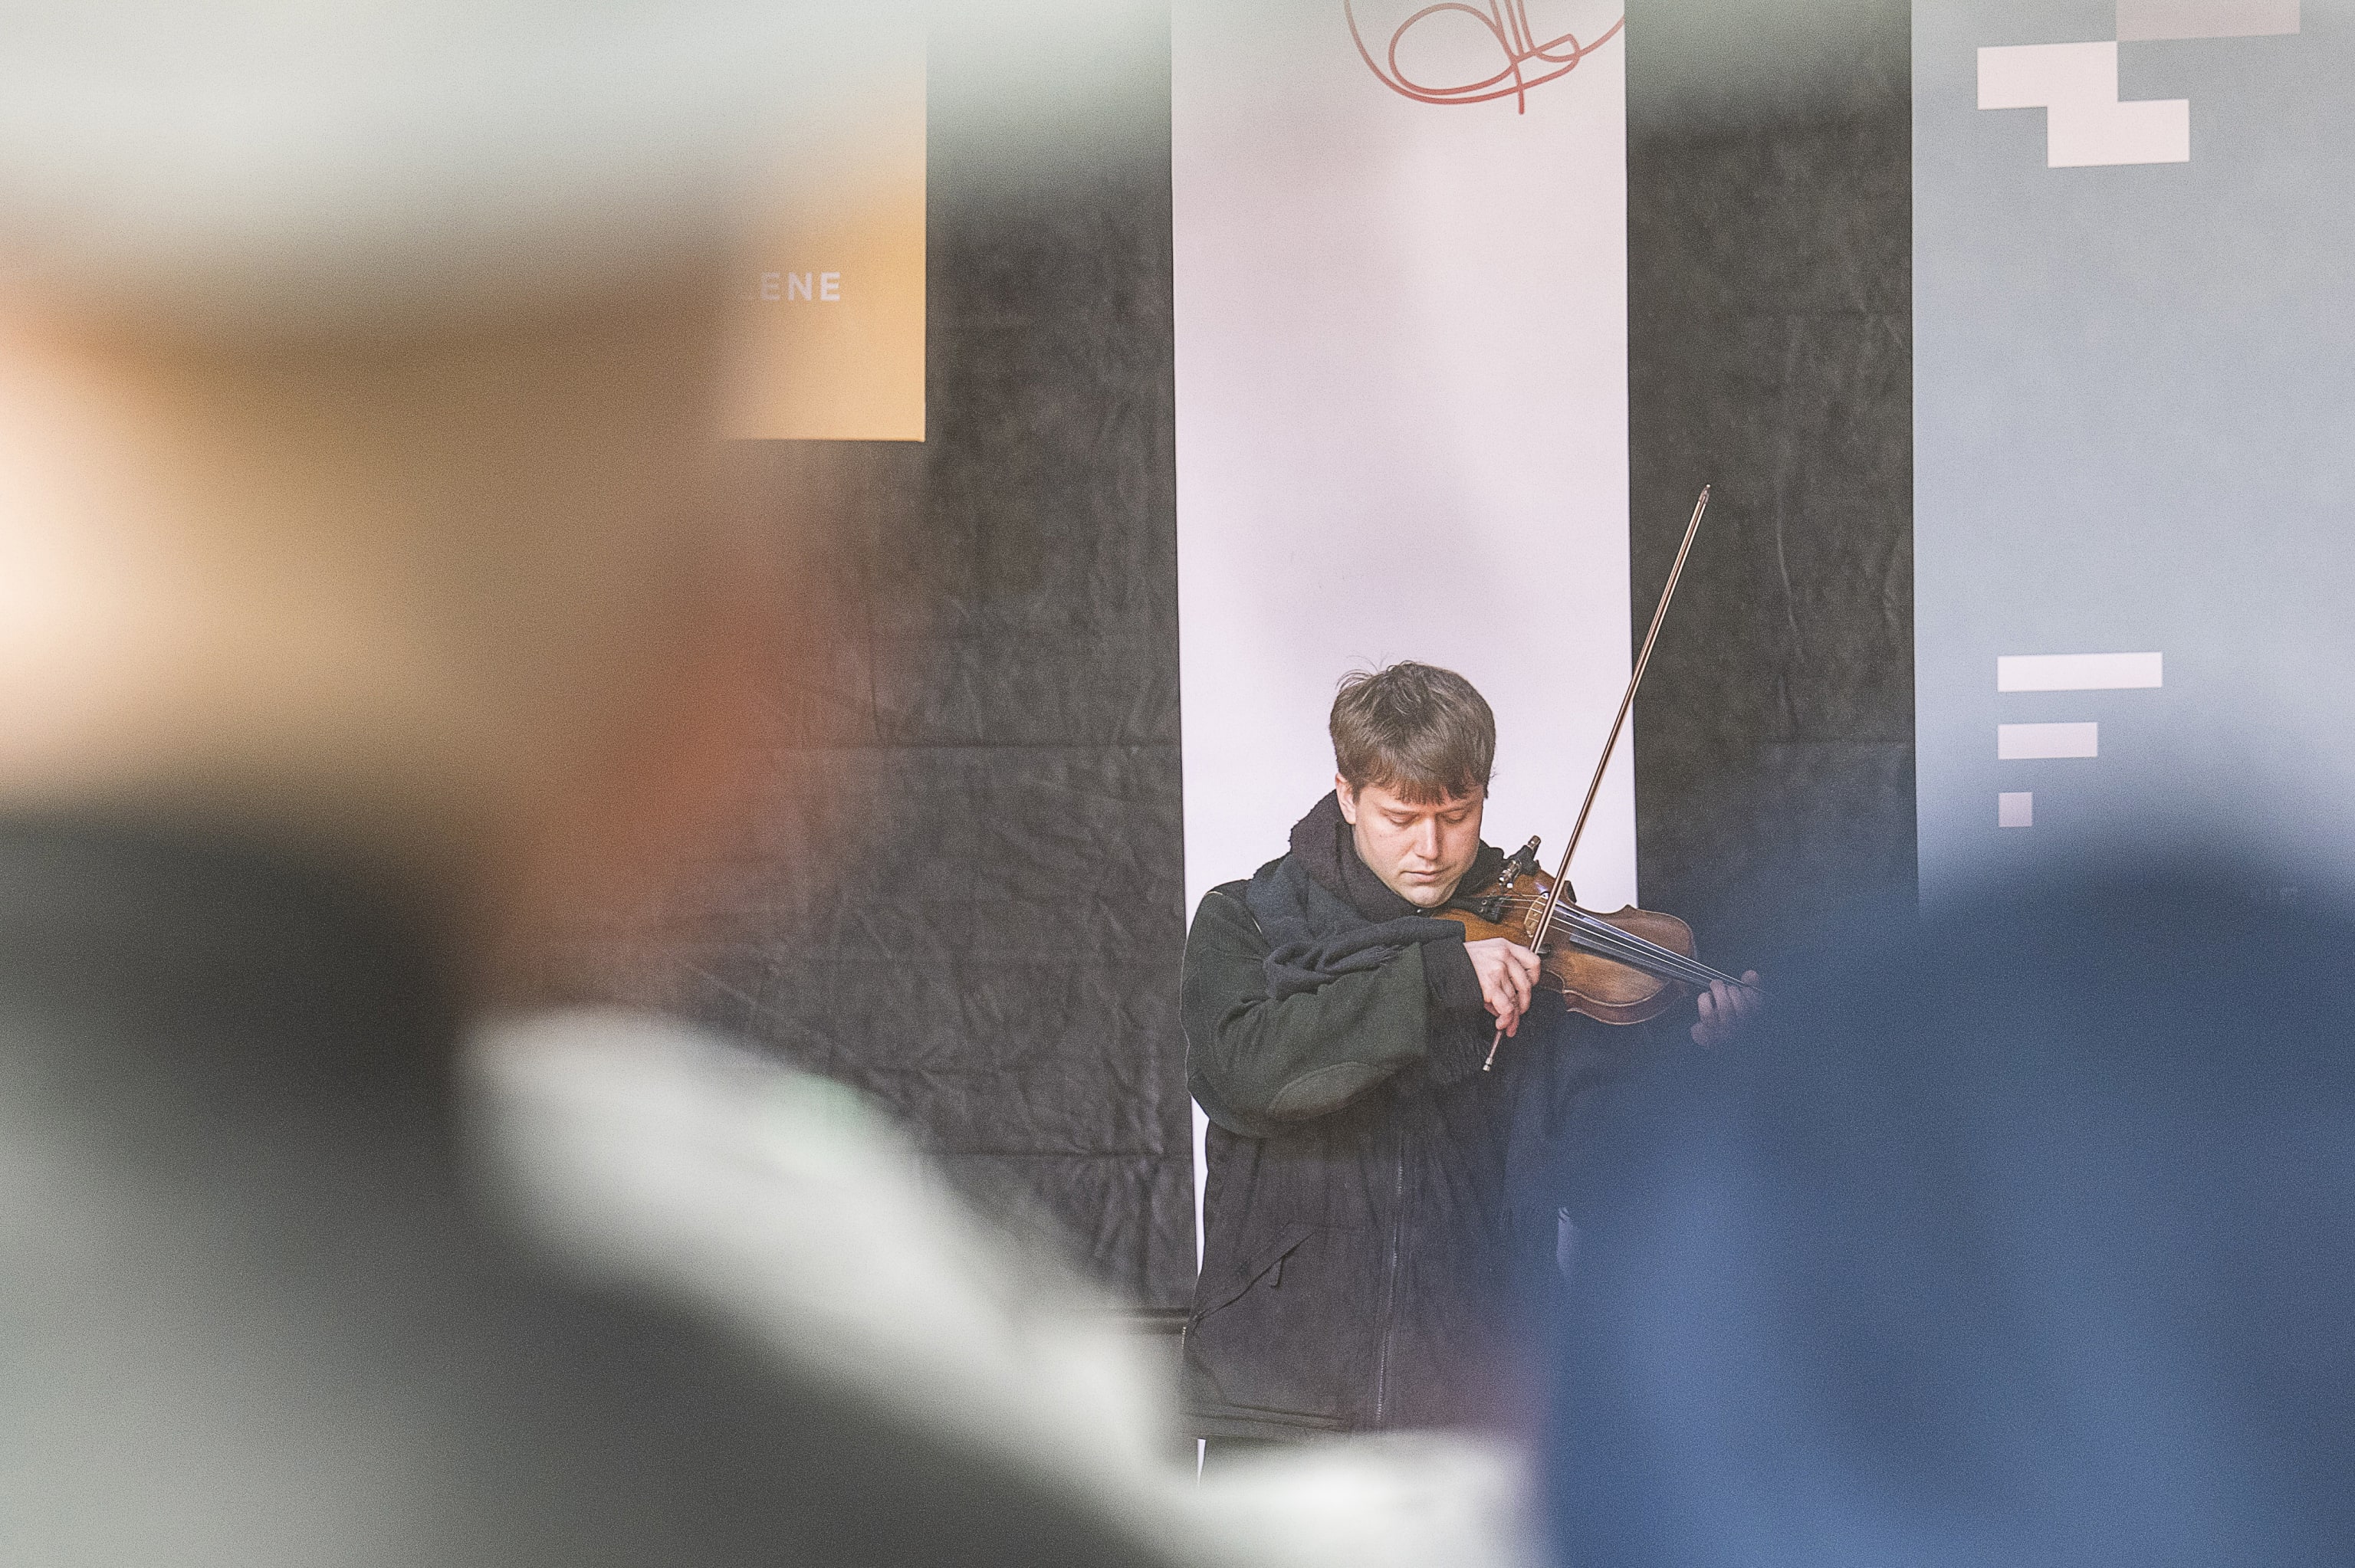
[1545,859,2355,1566]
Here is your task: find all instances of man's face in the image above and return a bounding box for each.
[1335,776,1485,909]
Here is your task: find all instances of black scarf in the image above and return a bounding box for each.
[1243,792,1501,1081]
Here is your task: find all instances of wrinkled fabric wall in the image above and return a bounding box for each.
[578,51,1195,1311]
[580,5,1923,1313]
[1625,1,1917,971]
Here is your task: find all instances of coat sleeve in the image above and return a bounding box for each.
[1181,884,1434,1137]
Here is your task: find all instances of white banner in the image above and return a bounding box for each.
[1173,1,1634,920]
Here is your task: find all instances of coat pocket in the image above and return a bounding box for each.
[1186,1221,1378,1424]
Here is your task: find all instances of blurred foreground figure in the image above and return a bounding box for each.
[0,5,1176,1563]
[474,1009,1543,1568]
[1545,866,2355,1566]
[0,6,1537,1565]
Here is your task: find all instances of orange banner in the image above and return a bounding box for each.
[727,42,925,441]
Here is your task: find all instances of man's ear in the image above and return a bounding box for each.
[1334,775,1358,825]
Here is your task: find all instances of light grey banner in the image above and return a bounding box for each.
[1915,0,2355,898]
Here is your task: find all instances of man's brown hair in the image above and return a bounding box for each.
[1329,661,1495,805]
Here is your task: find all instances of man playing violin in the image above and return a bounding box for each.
[1181,661,1759,1453]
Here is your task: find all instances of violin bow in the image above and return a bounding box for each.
[1483,484,1724,1071]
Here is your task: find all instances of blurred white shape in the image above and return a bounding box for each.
[1997,651,2163,691]
[2117,0,2299,40]
[1999,722,2100,759]
[468,1009,1542,1568]
[1979,42,2189,166]
[1999,791,2035,828]
[1190,1434,1539,1568]
[470,1009,1170,1471]
[0,2,904,330]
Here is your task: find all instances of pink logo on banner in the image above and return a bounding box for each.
[1345,1,1622,113]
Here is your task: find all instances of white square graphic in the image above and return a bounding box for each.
[1979,42,2189,166]
[1999,791,2035,828]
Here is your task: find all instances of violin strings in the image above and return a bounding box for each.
[1552,920,1734,990]
[1520,904,1696,981]
[1482,898,1752,991]
[1552,911,1746,989]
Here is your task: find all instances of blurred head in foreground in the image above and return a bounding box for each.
[0,7,1197,1566]
[1545,864,2355,1566]
[0,2,878,976]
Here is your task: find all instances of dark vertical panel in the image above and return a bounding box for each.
[573,43,1191,1309]
[1625,4,1917,969]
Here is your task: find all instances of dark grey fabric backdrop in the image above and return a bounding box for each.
[583,8,1919,1310]
[1625,1,1917,973]
[576,44,1195,1311]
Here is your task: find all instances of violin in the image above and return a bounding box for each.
[1440,835,1736,1027]
[1463,486,1761,1064]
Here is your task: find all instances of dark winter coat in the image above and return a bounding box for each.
[1181,794,1642,1439]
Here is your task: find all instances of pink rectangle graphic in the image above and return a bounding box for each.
[1999,722,2100,759]
[1997,651,2163,691]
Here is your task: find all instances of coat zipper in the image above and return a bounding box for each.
[1372,1117,1407,1425]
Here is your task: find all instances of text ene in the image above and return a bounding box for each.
[744,271,843,303]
